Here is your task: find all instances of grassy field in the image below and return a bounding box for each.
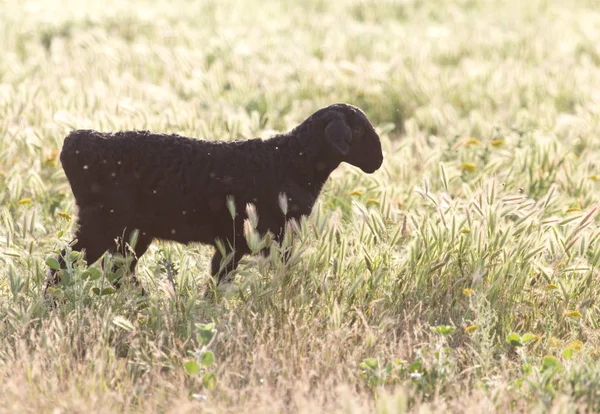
[2,0,600,412]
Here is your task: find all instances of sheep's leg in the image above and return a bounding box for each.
[271,231,293,264]
[44,230,112,297]
[105,233,153,292]
[44,248,69,297]
[210,247,245,285]
[126,235,152,290]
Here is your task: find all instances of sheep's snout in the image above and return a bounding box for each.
[357,153,383,173]
[360,152,383,174]
[346,128,384,174]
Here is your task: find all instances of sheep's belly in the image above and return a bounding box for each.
[132,209,224,244]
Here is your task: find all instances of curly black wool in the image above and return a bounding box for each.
[45,103,384,295]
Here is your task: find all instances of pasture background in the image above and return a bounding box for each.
[2,0,600,412]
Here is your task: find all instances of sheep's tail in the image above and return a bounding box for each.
[60,129,105,170]
[59,129,106,206]
[60,130,91,164]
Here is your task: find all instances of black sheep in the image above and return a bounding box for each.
[44,103,384,295]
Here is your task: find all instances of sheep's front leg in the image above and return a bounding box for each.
[259,242,292,265]
[270,228,293,265]
[104,233,153,293]
[210,247,245,286]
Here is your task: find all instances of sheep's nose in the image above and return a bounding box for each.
[362,155,383,173]
[374,155,384,170]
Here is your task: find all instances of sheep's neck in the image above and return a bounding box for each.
[271,131,340,202]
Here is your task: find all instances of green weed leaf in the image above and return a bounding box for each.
[201,351,215,367]
[184,360,200,376]
[46,257,61,270]
[202,372,217,390]
[507,333,523,347]
[431,325,455,335]
[541,355,561,373]
[197,323,216,346]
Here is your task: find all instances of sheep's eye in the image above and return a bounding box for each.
[352,126,364,136]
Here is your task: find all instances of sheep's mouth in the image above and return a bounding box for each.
[359,155,384,173]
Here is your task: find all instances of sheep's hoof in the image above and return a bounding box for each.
[111,273,145,294]
[43,285,69,309]
[202,277,239,302]
[43,292,59,309]
[202,284,216,301]
[43,269,66,308]
[202,278,224,301]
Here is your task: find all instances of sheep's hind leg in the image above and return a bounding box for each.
[44,228,113,298]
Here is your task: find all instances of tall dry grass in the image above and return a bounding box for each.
[3,0,600,412]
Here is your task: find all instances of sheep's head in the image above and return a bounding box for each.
[318,103,384,174]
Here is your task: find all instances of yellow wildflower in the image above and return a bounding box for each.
[45,150,59,167]
[459,162,477,172]
[58,212,72,220]
[548,336,562,348]
[565,310,583,319]
[454,137,480,148]
[465,325,478,333]
[18,198,32,205]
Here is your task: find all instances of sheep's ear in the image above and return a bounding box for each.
[325,118,352,156]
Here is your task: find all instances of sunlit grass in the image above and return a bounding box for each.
[2,0,600,412]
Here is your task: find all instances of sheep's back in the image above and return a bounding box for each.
[60,130,282,239]
[62,130,200,204]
